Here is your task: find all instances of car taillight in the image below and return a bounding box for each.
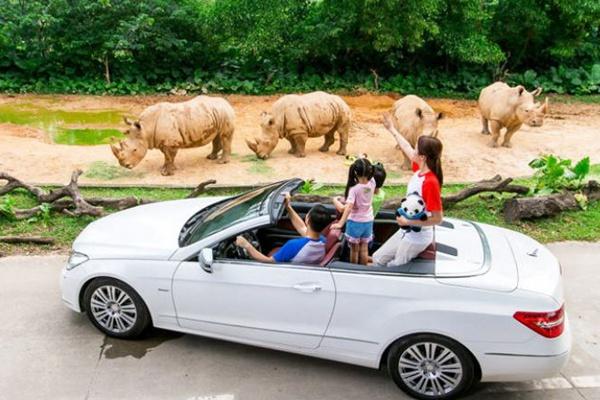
[513,305,565,338]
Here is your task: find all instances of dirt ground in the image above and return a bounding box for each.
[0,93,599,186]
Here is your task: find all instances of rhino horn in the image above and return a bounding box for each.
[540,97,549,113]
[246,138,259,153]
[110,142,121,158]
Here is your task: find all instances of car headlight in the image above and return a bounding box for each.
[67,251,89,270]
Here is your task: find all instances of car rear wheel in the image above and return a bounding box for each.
[387,334,475,400]
[83,278,151,339]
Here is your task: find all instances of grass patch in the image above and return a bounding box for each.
[83,161,145,180]
[1,176,599,255]
[240,155,274,176]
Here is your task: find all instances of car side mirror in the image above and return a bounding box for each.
[199,248,214,273]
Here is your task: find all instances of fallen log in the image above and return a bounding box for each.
[584,180,600,201]
[441,175,529,207]
[503,180,600,223]
[291,194,335,204]
[187,179,217,198]
[0,236,55,245]
[503,193,578,223]
[0,172,46,198]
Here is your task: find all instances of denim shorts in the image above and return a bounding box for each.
[345,220,374,244]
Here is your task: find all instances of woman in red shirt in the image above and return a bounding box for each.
[372,114,444,266]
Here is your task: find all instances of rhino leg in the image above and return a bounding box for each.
[207,136,222,160]
[502,124,521,148]
[481,115,490,135]
[319,132,335,152]
[292,135,307,158]
[160,148,178,176]
[287,137,298,154]
[336,122,350,156]
[488,121,502,148]
[217,128,233,164]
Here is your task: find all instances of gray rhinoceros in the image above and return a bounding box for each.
[246,91,351,159]
[478,82,548,148]
[110,96,235,175]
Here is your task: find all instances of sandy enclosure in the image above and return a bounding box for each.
[0,93,599,186]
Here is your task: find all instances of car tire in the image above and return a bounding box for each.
[83,278,151,339]
[387,334,475,400]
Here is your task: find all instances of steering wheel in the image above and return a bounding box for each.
[236,231,261,259]
[217,231,261,259]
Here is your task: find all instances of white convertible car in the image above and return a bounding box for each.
[61,179,570,400]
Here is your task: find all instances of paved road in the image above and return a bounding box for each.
[0,242,599,400]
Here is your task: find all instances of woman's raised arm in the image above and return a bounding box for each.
[383,113,417,163]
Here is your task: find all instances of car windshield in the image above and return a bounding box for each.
[181,182,281,246]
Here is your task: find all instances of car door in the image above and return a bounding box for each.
[172,257,336,349]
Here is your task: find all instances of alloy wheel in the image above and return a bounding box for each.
[398,341,464,397]
[90,285,138,333]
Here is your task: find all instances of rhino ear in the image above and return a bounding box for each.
[134,121,141,130]
[532,87,543,97]
[415,108,423,119]
[437,112,444,120]
[123,116,134,125]
[517,86,525,96]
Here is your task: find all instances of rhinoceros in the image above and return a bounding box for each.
[110,96,235,175]
[246,91,351,159]
[478,82,548,148]
[389,95,443,169]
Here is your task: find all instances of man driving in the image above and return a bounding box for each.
[235,193,332,264]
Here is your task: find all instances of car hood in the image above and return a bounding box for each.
[73,197,228,260]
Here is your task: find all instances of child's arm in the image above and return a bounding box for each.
[332,196,345,213]
[383,113,418,163]
[331,202,352,230]
[236,236,275,263]
[284,193,308,236]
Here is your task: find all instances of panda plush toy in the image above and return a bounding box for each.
[395,192,427,232]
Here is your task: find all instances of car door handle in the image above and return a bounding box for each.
[293,283,322,293]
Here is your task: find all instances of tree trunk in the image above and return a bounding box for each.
[104,55,111,85]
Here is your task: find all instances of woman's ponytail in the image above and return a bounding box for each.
[417,136,444,186]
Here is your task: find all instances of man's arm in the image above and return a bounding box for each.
[284,193,308,236]
[236,236,275,263]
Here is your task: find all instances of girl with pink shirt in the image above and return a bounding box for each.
[332,158,375,265]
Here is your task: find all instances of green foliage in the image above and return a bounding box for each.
[0,0,599,96]
[529,155,591,195]
[0,196,16,220]
[27,203,52,226]
[298,180,324,194]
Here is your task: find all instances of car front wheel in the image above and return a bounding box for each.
[83,278,151,339]
[387,334,475,400]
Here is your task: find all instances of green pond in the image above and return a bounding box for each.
[0,103,125,145]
